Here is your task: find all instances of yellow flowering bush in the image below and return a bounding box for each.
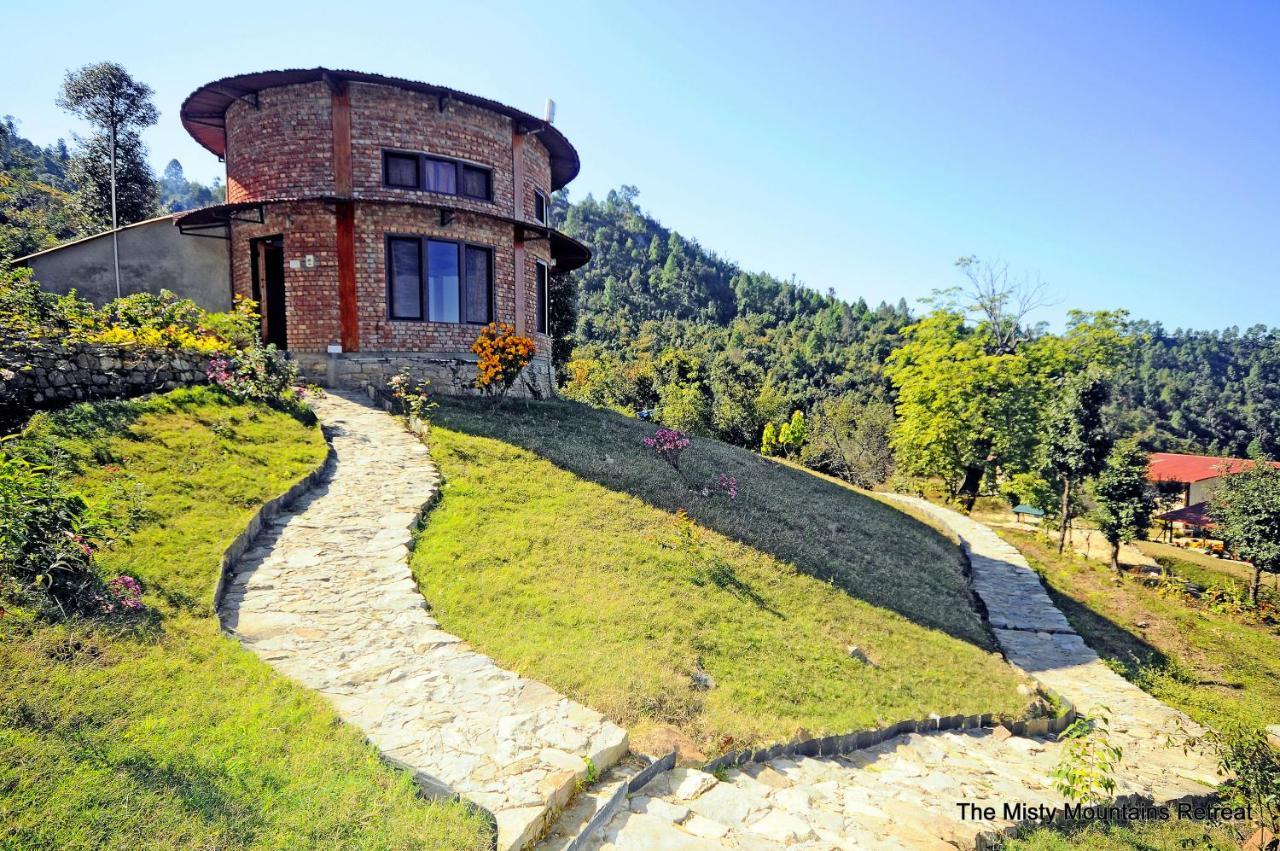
[471,322,536,401]
[87,324,224,354]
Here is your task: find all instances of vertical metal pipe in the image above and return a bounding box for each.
[110,125,120,298]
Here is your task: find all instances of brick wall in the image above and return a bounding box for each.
[225,82,334,202]
[348,83,520,219]
[521,134,553,221]
[221,79,557,362]
[229,202,343,352]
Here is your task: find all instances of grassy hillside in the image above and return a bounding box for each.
[1000,528,1280,733]
[0,389,489,850]
[411,397,1030,754]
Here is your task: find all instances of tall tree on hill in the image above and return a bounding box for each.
[886,310,1043,511]
[1210,462,1280,606]
[58,62,159,296]
[889,257,1052,511]
[1043,368,1113,554]
[1091,439,1156,572]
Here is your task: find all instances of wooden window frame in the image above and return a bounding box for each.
[533,188,549,225]
[381,147,494,203]
[382,151,421,190]
[385,233,495,325]
[535,259,549,334]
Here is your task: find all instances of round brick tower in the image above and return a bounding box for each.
[177,68,589,394]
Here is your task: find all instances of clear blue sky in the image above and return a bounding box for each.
[4,0,1277,330]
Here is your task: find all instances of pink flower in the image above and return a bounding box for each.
[715,474,738,500]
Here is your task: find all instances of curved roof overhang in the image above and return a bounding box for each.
[173,198,592,272]
[180,68,580,190]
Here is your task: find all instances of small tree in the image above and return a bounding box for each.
[1091,439,1156,572]
[760,421,778,456]
[1043,368,1112,554]
[780,410,807,456]
[1210,461,1280,606]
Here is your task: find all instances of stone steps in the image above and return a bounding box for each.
[219,392,628,850]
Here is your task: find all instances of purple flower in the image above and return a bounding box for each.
[715,474,738,500]
[104,575,145,614]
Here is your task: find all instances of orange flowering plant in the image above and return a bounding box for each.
[471,322,536,403]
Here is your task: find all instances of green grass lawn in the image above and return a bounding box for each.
[1000,818,1239,850]
[0,388,490,850]
[959,529,1276,851]
[996,528,1280,733]
[410,396,1030,754]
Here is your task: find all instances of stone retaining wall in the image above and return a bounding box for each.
[0,336,212,424]
[294,349,554,398]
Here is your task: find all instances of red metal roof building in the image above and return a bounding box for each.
[1148,451,1280,515]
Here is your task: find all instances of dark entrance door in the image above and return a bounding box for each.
[250,236,287,349]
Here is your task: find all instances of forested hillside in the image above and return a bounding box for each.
[1,116,221,259]
[553,187,909,462]
[553,187,1280,465]
[1111,321,1280,458]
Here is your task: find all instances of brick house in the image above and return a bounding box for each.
[174,68,590,394]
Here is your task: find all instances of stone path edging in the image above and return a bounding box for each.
[211,441,335,613]
[218,391,628,851]
[567,495,1221,850]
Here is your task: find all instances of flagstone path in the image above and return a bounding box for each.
[571,496,1221,850]
[219,391,628,851]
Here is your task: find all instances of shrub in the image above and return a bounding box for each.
[0,446,142,619]
[387,369,437,423]
[472,322,536,402]
[0,270,245,356]
[206,345,300,405]
[1188,722,1280,843]
[0,266,95,338]
[643,427,691,474]
[1052,708,1123,804]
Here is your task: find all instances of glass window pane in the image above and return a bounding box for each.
[389,238,421,319]
[461,165,490,200]
[385,154,419,188]
[422,157,457,194]
[536,262,548,333]
[534,191,547,223]
[464,246,491,324]
[427,240,460,323]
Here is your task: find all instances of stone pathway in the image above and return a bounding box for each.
[575,497,1220,850]
[220,391,628,851]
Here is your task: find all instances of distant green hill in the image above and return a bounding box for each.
[554,187,1280,459]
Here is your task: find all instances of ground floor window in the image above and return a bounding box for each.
[535,260,549,334]
[387,235,493,325]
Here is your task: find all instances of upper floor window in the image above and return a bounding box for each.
[387,235,493,325]
[535,260,549,334]
[533,188,549,225]
[382,149,492,202]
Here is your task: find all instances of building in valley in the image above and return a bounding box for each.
[1148,451,1280,537]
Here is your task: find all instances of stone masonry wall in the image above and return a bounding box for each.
[0,337,211,424]
[292,350,554,399]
